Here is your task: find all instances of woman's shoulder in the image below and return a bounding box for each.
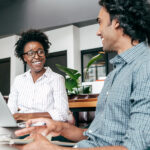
[50,71,64,80]
[14,72,28,82]
[46,67,64,80]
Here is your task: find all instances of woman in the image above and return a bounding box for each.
[8,29,70,122]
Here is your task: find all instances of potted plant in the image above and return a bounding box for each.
[56,52,104,95]
[55,64,81,95]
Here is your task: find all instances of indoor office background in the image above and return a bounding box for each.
[0,0,115,96]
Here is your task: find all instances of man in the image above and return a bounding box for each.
[14,0,150,149]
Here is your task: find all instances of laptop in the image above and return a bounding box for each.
[0,92,22,128]
[0,92,76,146]
[0,92,47,128]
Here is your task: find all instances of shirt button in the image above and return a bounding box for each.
[106,91,109,95]
[88,130,92,133]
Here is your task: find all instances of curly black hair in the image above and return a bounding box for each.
[15,29,51,62]
[99,0,150,45]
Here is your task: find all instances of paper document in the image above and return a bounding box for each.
[0,135,76,147]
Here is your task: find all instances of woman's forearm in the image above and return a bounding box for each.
[13,112,51,121]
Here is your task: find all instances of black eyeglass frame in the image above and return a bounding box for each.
[23,49,45,58]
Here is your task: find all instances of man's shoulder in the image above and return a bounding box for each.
[133,47,150,66]
[132,51,150,78]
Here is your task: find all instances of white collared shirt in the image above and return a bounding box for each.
[8,67,69,121]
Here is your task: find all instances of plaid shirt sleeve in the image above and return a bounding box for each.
[123,62,150,150]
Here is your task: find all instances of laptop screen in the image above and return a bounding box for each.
[0,92,17,127]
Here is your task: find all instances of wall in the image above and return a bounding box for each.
[80,24,103,50]
[45,24,102,73]
[45,26,75,69]
[45,25,81,72]
[0,24,102,87]
[0,35,24,85]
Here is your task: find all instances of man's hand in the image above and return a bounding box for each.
[13,134,128,150]
[13,134,60,150]
[15,117,86,142]
[15,118,65,137]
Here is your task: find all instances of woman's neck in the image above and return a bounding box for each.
[31,68,46,83]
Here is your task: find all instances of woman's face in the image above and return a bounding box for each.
[23,41,46,73]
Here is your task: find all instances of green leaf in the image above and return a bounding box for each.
[82,86,91,94]
[85,54,103,75]
[86,54,103,69]
[65,78,78,91]
[56,64,80,80]
[55,64,81,93]
[74,73,81,80]
[56,64,78,74]
[84,53,104,80]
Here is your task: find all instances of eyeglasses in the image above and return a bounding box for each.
[23,49,45,58]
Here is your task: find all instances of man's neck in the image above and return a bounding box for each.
[116,36,139,54]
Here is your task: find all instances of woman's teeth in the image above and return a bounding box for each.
[33,61,41,64]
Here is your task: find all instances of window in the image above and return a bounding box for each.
[81,47,108,82]
[46,50,67,77]
[81,47,116,82]
[0,58,10,95]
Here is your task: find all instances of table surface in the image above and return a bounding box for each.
[69,98,97,108]
[12,97,98,121]
[4,95,98,109]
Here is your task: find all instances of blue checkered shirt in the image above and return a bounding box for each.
[76,42,150,150]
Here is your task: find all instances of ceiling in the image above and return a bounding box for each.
[0,0,12,7]
[0,0,100,37]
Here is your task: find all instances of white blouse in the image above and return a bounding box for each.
[8,67,69,121]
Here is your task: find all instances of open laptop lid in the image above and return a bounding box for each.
[0,92,18,127]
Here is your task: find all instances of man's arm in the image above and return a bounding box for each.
[69,146,127,150]
[121,63,150,150]
[14,134,127,150]
[15,118,87,142]
[61,122,87,142]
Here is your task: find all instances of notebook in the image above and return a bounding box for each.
[0,134,75,146]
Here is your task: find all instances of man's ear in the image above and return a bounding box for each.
[113,19,120,29]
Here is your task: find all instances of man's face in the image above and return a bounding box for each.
[23,41,46,73]
[97,7,118,52]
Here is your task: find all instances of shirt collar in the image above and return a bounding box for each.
[23,67,52,78]
[110,42,148,66]
[44,67,52,77]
